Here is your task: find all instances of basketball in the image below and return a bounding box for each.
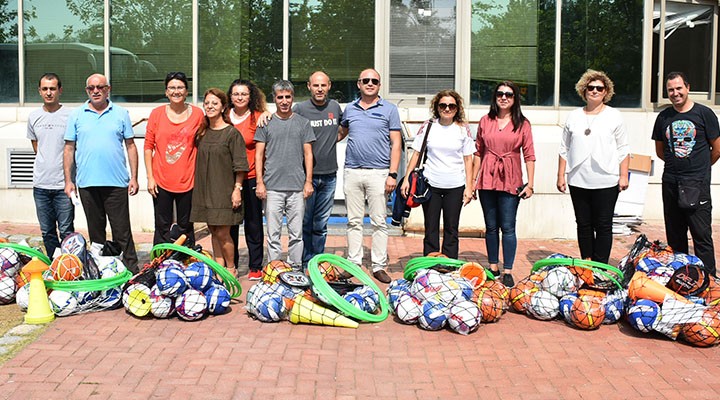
[48,290,79,317]
[175,289,208,321]
[317,261,340,282]
[479,280,509,301]
[666,264,710,296]
[701,278,720,307]
[448,300,482,335]
[156,265,189,297]
[394,292,422,324]
[681,308,720,347]
[0,272,17,305]
[149,285,175,318]
[15,270,31,289]
[540,267,579,298]
[0,248,21,277]
[50,253,83,281]
[478,291,504,323]
[15,283,30,311]
[508,280,539,313]
[559,293,579,323]
[205,284,231,315]
[418,299,449,331]
[252,292,286,323]
[262,260,293,284]
[527,290,560,320]
[626,299,661,333]
[569,297,605,330]
[185,262,214,292]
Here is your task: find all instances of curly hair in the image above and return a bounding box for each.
[226,79,268,125]
[429,89,466,124]
[575,69,615,103]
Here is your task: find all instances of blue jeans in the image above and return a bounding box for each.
[303,173,337,264]
[478,190,520,269]
[33,187,75,257]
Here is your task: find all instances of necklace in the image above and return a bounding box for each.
[583,104,604,135]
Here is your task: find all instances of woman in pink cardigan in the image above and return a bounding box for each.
[472,81,536,287]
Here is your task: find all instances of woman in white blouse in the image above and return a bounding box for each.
[401,90,475,259]
[557,69,629,264]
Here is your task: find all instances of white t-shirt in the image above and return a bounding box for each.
[26,105,72,189]
[412,121,474,189]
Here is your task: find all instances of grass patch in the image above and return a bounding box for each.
[0,304,50,366]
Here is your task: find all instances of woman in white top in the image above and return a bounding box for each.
[400,90,475,258]
[557,69,629,264]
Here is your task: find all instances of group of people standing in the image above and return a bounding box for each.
[27,68,719,286]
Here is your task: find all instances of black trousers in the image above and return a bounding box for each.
[568,185,619,264]
[230,177,264,271]
[79,186,138,273]
[421,185,465,259]
[662,181,716,276]
[152,186,194,246]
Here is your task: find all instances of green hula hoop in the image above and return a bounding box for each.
[403,256,496,281]
[307,254,389,323]
[531,258,623,290]
[150,243,242,298]
[0,242,51,265]
[45,269,132,291]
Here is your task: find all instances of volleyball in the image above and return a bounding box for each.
[156,265,189,297]
[343,292,368,312]
[185,262,214,292]
[626,299,661,333]
[252,292,286,322]
[527,290,560,320]
[175,289,208,321]
[601,291,626,324]
[205,284,231,315]
[448,300,482,335]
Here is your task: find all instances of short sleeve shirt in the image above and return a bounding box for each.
[255,113,316,191]
[27,106,72,189]
[341,97,401,169]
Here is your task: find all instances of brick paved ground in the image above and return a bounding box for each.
[0,221,719,399]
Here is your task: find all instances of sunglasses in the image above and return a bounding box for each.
[438,103,458,111]
[86,85,108,92]
[359,78,380,85]
[275,95,293,100]
[587,85,605,92]
[495,91,514,99]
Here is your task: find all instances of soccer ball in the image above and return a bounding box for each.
[184,262,214,292]
[394,293,422,324]
[0,248,21,277]
[410,269,446,302]
[418,299,449,331]
[73,290,99,306]
[448,300,482,335]
[48,290,79,317]
[527,290,560,321]
[15,283,30,311]
[387,280,411,310]
[156,265,189,297]
[149,285,175,318]
[0,272,17,305]
[252,292,286,322]
[626,299,661,333]
[540,267,579,298]
[204,284,231,315]
[559,293,579,323]
[96,287,122,309]
[175,289,207,321]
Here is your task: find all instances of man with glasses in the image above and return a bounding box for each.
[338,69,402,283]
[652,71,720,277]
[63,73,139,272]
[293,71,343,267]
[27,73,74,258]
[255,80,315,270]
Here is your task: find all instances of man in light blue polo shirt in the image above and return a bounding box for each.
[63,73,139,272]
[339,68,402,283]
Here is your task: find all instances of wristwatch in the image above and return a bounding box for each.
[388,172,398,179]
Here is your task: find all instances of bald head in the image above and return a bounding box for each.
[308,71,331,106]
[85,73,110,112]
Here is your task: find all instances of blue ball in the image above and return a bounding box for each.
[602,295,625,324]
[559,293,579,323]
[185,262,214,292]
[97,287,122,309]
[418,299,449,331]
[627,299,660,333]
[456,278,475,301]
[204,284,231,315]
[253,292,286,322]
[389,278,411,291]
[343,292,368,312]
[387,285,411,309]
[156,265,189,297]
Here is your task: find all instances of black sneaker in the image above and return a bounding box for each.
[502,273,515,288]
[372,269,392,284]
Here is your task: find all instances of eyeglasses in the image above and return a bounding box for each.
[167,86,186,91]
[359,78,380,85]
[232,92,250,98]
[438,103,458,111]
[587,85,605,92]
[86,85,108,92]
[496,91,514,99]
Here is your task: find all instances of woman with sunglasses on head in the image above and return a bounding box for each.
[144,72,204,246]
[472,81,536,287]
[557,69,629,264]
[400,90,475,259]
[191,88,249,275]
[225,79,269,281]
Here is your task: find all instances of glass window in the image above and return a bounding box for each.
[0,1,18,102]
[471,0,554,106]
[289,0,374,103]
[198,0,282,99]
[560,0,643,107]
[389,0,455,96]
[23,0,104,103]
[109,1,189,102]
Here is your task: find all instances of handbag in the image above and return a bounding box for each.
[406,121,433,208]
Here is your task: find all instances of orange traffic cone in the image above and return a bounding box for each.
[627,271,691,304]
[288,295,358,328]
[23,257,55,324]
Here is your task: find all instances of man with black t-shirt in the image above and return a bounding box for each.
[652,71,720,276]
